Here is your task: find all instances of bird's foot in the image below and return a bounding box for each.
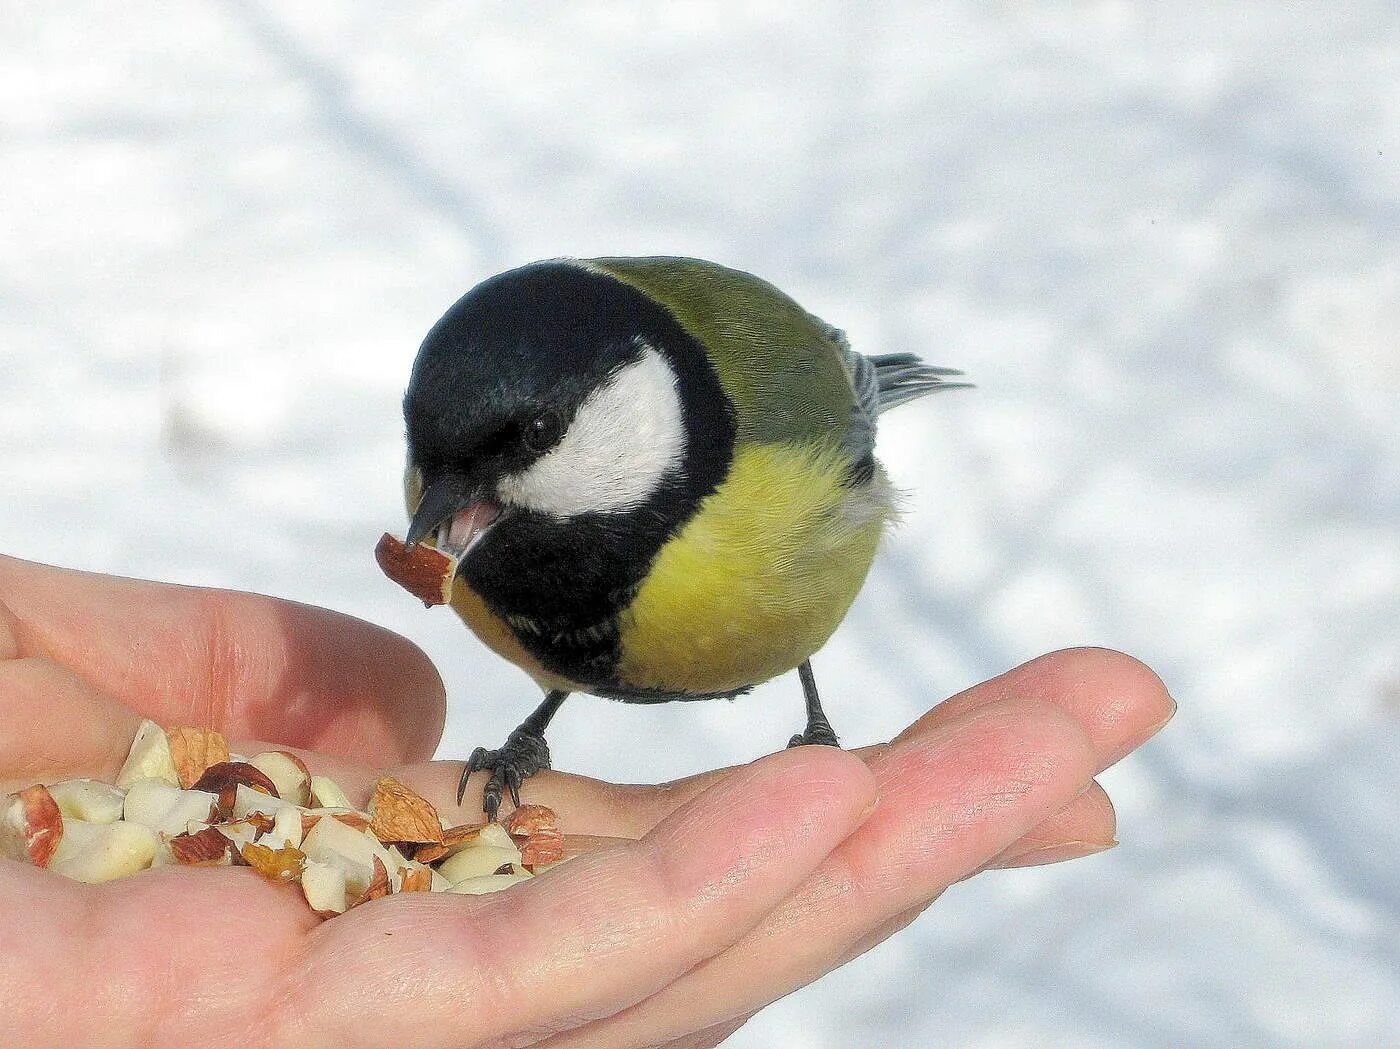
[457,727,552,820]
[787,721,840,749]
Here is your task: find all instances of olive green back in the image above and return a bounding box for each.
[583,257,853,448]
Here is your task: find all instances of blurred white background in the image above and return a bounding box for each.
[3,3,1398,1045]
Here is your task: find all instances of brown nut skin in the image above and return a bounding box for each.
[350,855,392,907]
[191,762,280,816]
[375,533,458,607]
[168,827,235,866]
[167,727,231,789]
[1,786,64,867]
[413,823,487,864]
[519,828,566,868]
[368,777,443,846]
[398,865,434,893]
[300,810,372,837]
[503,804,559,838]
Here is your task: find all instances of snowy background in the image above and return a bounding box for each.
[3,3,1398,1045]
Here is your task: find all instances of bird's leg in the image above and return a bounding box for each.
[459,689,570,819]
[787,659,841,748]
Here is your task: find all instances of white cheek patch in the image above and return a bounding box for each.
[498,345,685,516]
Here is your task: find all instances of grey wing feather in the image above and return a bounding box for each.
[821,323,970,466]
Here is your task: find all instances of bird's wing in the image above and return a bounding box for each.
[582,257,967,468]
[821,323,880,467]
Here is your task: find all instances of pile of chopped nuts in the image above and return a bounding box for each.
[1,720,587,918]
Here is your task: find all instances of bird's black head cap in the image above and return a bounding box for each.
[405,261,651,478]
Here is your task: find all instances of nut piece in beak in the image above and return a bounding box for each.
[375,533,460,607]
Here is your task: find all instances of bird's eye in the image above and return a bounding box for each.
[522,412,564,453]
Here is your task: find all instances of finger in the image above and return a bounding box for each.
[395,646,1169,839]
[623,648,1168,835]
[329,764,1111,881]
[278,650,1151,863]
[0,554,445,765]
[894,647,1176,768]
[278,746,879,1049]
[0,656,142,790]
[0,860,316,1046]
[0,656,375,794]
[984,779,1116,869]
[659,1014,756,1049]
[544,696,1097,1047]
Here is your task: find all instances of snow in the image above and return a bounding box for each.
[3,3,1398,1045]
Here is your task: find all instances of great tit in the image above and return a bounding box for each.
[401,257,967,817]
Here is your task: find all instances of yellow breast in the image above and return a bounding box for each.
[616,442,892,694]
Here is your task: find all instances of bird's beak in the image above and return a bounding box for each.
[405,472,502,557]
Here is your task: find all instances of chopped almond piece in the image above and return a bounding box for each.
[232,784,300,824]
[213,814,274,854]
[301,810,399,898]
[122,780,219,837]
[50,821,159,883]
[115,720,179,790]
[375,533,459,607]
[166,727,230,789]
[268,804,304,851]
[438,843,523,884]
[168,827,235,866]
[368,777,443,846]
[0,786,63,867]
[46,779,125,824]
[191,762,279,816]
[503,804,559,838]
[413,822,486,863]
[350,855,391,907]
[519,827,566,868]
[248,751,312,807]
[448,873,533,895]
[309,775,353,809]
[302,860,349,916]
[300,808,372,836]
[397,864,434,893]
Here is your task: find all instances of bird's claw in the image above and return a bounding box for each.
[455,729,552,819]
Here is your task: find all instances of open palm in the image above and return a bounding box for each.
[0,554,1172,1048]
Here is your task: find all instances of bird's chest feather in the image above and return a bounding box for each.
[450,443,891,698]
[615,442,891,695]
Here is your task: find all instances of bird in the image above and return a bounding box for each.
[400,256,968,818]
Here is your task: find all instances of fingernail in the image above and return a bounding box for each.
[1147,694,1179,737]
[989,838,1118,869]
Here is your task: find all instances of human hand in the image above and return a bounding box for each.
[0,554,1174,1048]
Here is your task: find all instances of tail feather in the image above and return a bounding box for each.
[825,322,971,470]
[868,353,971,414]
